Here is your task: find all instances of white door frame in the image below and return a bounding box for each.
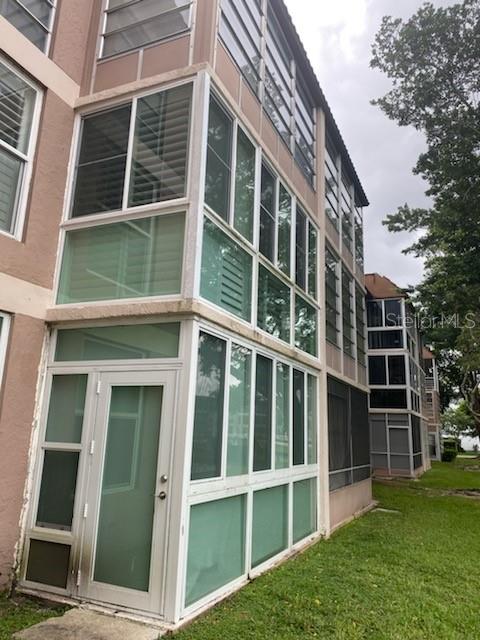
[78,369,177,614]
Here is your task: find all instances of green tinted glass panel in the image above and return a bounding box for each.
[227,344,251,476]
[275,363,290,469]
[57,213,185,303]
[205,97,232,219]
[186,495,246,606]
[277,184,291,276]
[253,355,273,472]
[94,385,163,591]
[191,333,226,480]
[257,265,290,343]
[233,128,255,241]
[295,295,317,356]
[307,374,317,464]
[26,540,70,589]
[293,369,305,465]
[45,375,87,443]
[293,478,316,543]
[36,451,79,531]
[200,218,252,321]
[252,485,288,567]
[55,323,180,361]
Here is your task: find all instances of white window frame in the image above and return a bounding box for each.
[0,312,11,390]
[0,55,42,241]
[99,0,194,60]
[1,0,56,55]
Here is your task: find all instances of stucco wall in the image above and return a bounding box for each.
[0,315,46,587]
[329,479,374,532]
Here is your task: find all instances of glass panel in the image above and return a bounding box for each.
[295,295,317,356]
[0,147,22,233]
[369,389,407,409]
[129,84,191,206]
[26,540,70,588]
[205,97,232,220]
[368,330,403,349]
[58,213,185,303]
[259,165,275,262]
[253,355,273,472]
[233,128,255,242]
[105,0,190,31]
[72,105,131,217]
[366,300,383,327]
[191,333,226,480]
[103,4,191,57]
[389,428,409,454]
[293,369,305,465]
[252,485,288,567]
[186,495,246,606]
[293,478,316,543]
[45,375,87,443]
[388,355,406,385]
[370,415,387,451]
[277,184,291,276]
[36,451,79,531]
[0,60,36,153]
[55,323,180,361]
[257,265,290,343]
[20,0,52,26]
[227,344,251,477]
[295,207,307,289]
[275,363,289,469]
[200,218,252,321]
[0,0,48,50]
[368,356,387,386]
[307,374,317,464]
[385,299,402,326]
[94,385,163,591]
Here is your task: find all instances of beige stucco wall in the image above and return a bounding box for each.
[0,315,46,587]
[329,479,374,532]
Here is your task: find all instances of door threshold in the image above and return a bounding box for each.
[15,587,175,632]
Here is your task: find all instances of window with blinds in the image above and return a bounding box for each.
[355,284,366,366]
[0,58,38,236]
[101,0,192,59]
[71,83,192,218]
[342,268,354,357]
[325,248,339,345]
[0,0,55,52]
[57,212,185,304]
[200,217,252,321]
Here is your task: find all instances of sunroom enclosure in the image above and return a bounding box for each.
[19,71,333,624]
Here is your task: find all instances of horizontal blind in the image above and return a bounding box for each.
[0,60,35,153]
[0,147,22,233]
[129,83,191,206]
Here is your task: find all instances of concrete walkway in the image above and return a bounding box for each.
[13,608,166,640]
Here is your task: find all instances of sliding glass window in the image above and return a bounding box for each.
[355,284,366,366]
[0,0,55,52]
[342,269,354,357]
[325,247,339,345]
[101,0,192,58]
[0,58,39,237]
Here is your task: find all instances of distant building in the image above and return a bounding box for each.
[365,274,431,477]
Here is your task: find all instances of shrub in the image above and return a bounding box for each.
[442,449,457,462]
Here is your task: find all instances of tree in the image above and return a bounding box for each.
[441,400,477,439]
[370,0,480,436]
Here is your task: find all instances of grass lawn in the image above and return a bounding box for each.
[1,458,479,640]
[174,459,480,640]
[0,592,65,640]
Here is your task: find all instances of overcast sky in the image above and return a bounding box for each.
[284,0,452,288]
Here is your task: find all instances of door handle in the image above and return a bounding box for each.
[157,491,167,500]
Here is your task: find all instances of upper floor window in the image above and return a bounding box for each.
[367,298,403,328]
[0,0,55,52]
[325,247,339,345]
[354,206,363,268]
[342,268,354,357]
[325,142,339,230]
[355,284,366,366]
[219,0,315,185]
[340,176,353,253]
[71,82,192,218]
[0,58,39,238]
[101,0,192,58]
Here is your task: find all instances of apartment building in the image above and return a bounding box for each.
[366,274,431,478]
[0,0,371,626]
[422,347,442,460]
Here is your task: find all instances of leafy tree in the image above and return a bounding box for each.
[370,0,480,435]
[441,400,477,439]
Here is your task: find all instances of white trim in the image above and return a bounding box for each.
[0,312,11,390]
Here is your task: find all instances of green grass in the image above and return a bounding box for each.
[174,462,480,640]
[2,461,479,640]
[0,592,65,640]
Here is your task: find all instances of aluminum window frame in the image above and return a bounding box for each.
[0,55,43,241]
[1,0,56,54]
[0,312,11,391]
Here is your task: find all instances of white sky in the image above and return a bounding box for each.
[284,0,453,288]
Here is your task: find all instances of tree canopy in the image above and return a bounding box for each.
[371,0,480,435]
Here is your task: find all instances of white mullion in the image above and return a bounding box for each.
[252,143,261,251]
[303,370,308,465]
[121,96,137,212]
[0,139,29,163]
[288,364,293,469]
[287,478,293,549]
[221,339,232,478]
[248,350,256,477]
[273,175,279,268]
